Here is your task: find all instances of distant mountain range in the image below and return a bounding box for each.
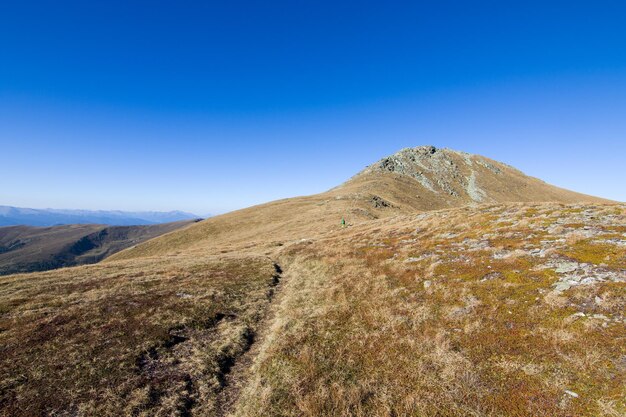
[0,206,201,227]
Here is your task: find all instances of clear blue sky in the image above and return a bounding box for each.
[1,1,625,214]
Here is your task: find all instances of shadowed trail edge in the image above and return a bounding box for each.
[215,261,285,417]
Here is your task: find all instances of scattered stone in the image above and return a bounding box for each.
[555,262,579,274]
[461,239,491,251]
[551,261,626,293]
[481,272,503,282]
[448,306,470,318]
[362,146,492,198]
[370,195,394,209]
[476,159,503,174]
[176,292,193,299]
[600,238,626,246]
[423,280,432,289]
[493,251,511,259]
[554,281,574,292]
[530,248,549,258]
[438,232,459,239]
[564,390,579,398]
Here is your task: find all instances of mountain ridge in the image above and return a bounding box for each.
[351,145,610,205]
[108,146,612,262]
[0,219,201,275]
[0,205,201,227]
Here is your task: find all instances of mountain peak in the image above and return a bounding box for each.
[358,146,509,202]
[363,146,503,176]
[349,146,606,208]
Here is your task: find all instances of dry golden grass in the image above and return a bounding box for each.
[0,254,280,416]
[233,203,626,417]
[0,162,622,417]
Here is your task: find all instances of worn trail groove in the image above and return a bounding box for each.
[214,261,285,417]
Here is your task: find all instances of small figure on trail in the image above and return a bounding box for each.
[341,217,346,228]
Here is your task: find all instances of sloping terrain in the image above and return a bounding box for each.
[0,146,622,416]
[0,254,281,416]
[234,203,625,416]
[352,146,607,208]
[0,219,199,275]
[1,203,623,416]
[110,146,609,262]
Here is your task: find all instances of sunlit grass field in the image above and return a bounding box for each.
[1,202,624,416]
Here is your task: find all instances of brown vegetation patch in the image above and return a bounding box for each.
[0,256,278,416]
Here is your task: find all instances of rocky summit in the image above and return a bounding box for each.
[361,146,511,201]
[344,146,610,214]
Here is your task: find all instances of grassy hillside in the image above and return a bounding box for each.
[110,148,609,262]
[1,203,623,416]
[234,203,625,416]
[0,219,199,275]
[0,148,621,416]
[0,254,281,416]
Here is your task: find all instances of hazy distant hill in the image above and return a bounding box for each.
[0,206,200,226]
[0,219,200,275]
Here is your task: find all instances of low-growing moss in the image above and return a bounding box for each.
[561,239,626,269]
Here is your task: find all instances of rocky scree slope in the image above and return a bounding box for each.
[351,145,609,208]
